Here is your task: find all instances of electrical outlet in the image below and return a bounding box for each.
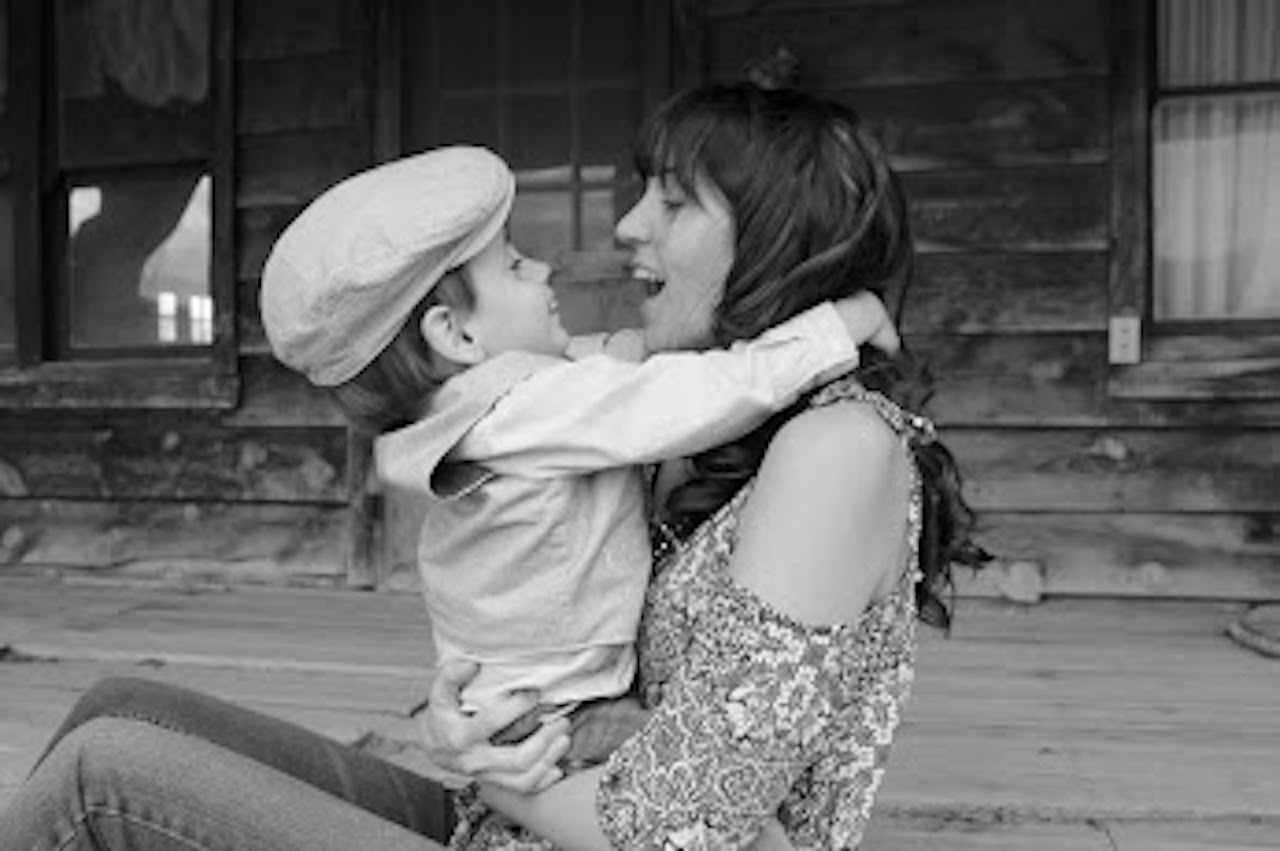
[1108,315,1142,365]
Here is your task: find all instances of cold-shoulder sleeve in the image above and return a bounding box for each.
[594,571,873,849]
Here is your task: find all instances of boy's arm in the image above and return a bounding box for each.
[458,297,892,476]
[566,328,647,363]
[567,292,894,366]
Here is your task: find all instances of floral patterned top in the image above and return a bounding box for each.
[450,380,925,850]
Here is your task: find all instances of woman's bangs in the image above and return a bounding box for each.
[634,110,711,196]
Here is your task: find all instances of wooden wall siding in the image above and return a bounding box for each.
[704,0,1107,88]
[952,429,1280,513]
[1110,358,1280,402]
[919,334,1280,428]
[236,131,369,210]
[0,499,349,582]
[965,512,1280,599]
[850,78,1109,171]
[904,166,1109,252]
[238,54,366,136]
[236,0,358,60]
[906,254,1107,334]
[224,357,346,429]
[0,424,346,504]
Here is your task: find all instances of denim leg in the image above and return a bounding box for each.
[1,718,446,851]
[34,677,454,842]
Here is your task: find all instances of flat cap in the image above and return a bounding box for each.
[261,146,515,386]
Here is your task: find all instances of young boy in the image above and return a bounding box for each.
[260,146,897,770]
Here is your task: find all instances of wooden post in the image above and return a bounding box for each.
[346,429,379,589]
[1107,0,1152,365]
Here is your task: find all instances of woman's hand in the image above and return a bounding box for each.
[414,659,573,793]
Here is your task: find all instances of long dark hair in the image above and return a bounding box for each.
[637,82,986,629]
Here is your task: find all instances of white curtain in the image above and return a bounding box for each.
[1153,0,1280,320]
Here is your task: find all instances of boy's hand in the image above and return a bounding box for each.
[833,291,900,356]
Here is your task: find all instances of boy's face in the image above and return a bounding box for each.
[461,231,571,358]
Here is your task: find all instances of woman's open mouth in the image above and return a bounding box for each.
[631,267,665,297]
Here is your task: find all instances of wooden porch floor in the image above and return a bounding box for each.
[2,575,1278,849]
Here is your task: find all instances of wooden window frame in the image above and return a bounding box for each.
[374,0,683,213]
[0,0,238,410]
[1107,0,1280,401]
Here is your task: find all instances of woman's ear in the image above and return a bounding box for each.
[419,305,486,366]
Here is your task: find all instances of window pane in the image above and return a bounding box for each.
[438,0,497,89]
[580,89,639,177]
[1153,94,1280,320]
[511,191,572,259]
[582,0,640,77]
[581,189,618,251]
[507,0,571,85]
[0,184,13,361]
[508,94,571,174]
[66,173,211,349]
[56,0,211,167]
[437,95,500,150]
[1159,0,1280,87]
[0,0,8,117]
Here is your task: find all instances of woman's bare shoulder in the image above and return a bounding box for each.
[731,400,908,626]
[768,397,902,474]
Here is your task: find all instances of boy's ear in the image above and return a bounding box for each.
[419,305,486,366]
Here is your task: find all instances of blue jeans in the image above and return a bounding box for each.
[0,677,455,850]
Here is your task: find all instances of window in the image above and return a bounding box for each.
[1152,0,1280,321]
[396,0,661,261]
[1107,0,1280,399]
[0,0,235,407]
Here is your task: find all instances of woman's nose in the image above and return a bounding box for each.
[614,198,646,245]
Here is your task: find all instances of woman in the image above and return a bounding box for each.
[0,83,978,850]
[425,82,978,850]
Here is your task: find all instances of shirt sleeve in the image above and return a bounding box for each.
[455,302,859,476]
[592,572,852,849]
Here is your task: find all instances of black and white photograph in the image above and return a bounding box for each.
[1,1,1278,848]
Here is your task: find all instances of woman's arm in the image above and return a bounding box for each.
[413,660,572,793]
[481,770,797,851]
[480,768,610,851]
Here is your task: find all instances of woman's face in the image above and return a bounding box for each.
[614,173,736,353]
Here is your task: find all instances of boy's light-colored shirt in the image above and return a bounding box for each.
[374,303,858,710]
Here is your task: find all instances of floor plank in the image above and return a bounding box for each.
[863,814,1113,850]
[2,577,435,675]
[1105,818,1280,851]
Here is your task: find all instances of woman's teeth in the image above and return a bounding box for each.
[632,268,665,296]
